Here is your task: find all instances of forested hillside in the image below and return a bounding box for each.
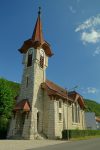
[84,99,100,116]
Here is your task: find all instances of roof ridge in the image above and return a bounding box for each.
[46,79,67,93]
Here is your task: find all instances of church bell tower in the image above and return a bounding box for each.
[7,8,53,139]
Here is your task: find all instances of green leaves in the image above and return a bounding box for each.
[0,78,13,118]
[84,99,100,116]
[0,78,20,138]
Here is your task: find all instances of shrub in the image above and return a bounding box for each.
[62,129,100,139]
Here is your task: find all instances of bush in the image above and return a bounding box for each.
[62,129,100,139]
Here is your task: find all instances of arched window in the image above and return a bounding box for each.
[27,53,32,67]
[40,49,44,68]
[72,104,74,122]
[27,49,33,67]
[78,105,80,123]
[72,103,80,123]
[59,101,62,108]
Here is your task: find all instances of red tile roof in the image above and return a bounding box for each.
[42,80,71,101]
[96,117,100,122]
[68,91,85,109]
[13,99,30,112]
[42,80,85,109]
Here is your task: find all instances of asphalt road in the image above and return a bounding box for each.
[27,138,100,150]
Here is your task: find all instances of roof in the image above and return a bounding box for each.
[68,91,85,109]
[13,99,30,112]
[96,117,100,122]
[41,80,68,100]
[42,80,85,109]
[19,9,53,57]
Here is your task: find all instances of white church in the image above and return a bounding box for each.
[7,8,85,139]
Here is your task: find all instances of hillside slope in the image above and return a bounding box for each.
[84,99,100,116]
[0,78,20,97]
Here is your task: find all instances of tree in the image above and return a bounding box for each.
[0,78,14,119]
[0,78,14,138]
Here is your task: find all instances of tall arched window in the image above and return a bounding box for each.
[72,103,80,123]
[40,49,44,68]
[72,104,74,122]
[78,105,80,123]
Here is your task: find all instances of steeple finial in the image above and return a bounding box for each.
[38,6,41,15]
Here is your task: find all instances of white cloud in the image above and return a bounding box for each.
[75,14,100,32]
[81,87,99,94]
[87,87,98,94]
[69,6,76,14]
[75,14,100,56]
[81,29,100,44]
[93,46,100,56]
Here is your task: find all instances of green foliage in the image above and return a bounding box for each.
[62,129,100,139]
[84,99,100,116]
[0,78,13,118]
[0,78,20,138]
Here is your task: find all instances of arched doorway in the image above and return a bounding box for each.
[15,112,26,135]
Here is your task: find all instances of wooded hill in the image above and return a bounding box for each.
[84,99,100,116]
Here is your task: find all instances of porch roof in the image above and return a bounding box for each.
[13,99,30,112]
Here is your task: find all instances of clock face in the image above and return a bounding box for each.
[28,48,33,54]
[40,49,44,56]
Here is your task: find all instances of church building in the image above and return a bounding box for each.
[7,8,85,139]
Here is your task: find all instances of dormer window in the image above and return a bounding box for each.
[40,49,44,68]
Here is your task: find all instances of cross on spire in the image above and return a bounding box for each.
[38,6,41,15]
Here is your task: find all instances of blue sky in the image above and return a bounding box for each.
[0,0,100,103]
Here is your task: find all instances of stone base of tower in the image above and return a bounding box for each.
[7,112,48,140]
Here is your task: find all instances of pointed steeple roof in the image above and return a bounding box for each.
[32,7,44,44]
[19,7,53,57]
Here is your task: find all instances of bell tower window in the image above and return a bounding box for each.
[40,49,44,68]
[27,49,33,67]
[27,54,32,67]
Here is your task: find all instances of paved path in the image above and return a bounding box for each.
[28,138,100,150]
[0,139,66,150]
[0,138,100,150]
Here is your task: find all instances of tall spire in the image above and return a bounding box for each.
[32,7,44,44]
[19,7,53,57]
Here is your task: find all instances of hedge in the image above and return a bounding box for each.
[62,129,100,139]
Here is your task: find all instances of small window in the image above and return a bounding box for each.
[26,76,29,88]
[27,54,32,67]
[59,113,62,121]
[59,101,62,108]
[40,55,44,68]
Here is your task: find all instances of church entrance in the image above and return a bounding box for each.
[15,112,26,136]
